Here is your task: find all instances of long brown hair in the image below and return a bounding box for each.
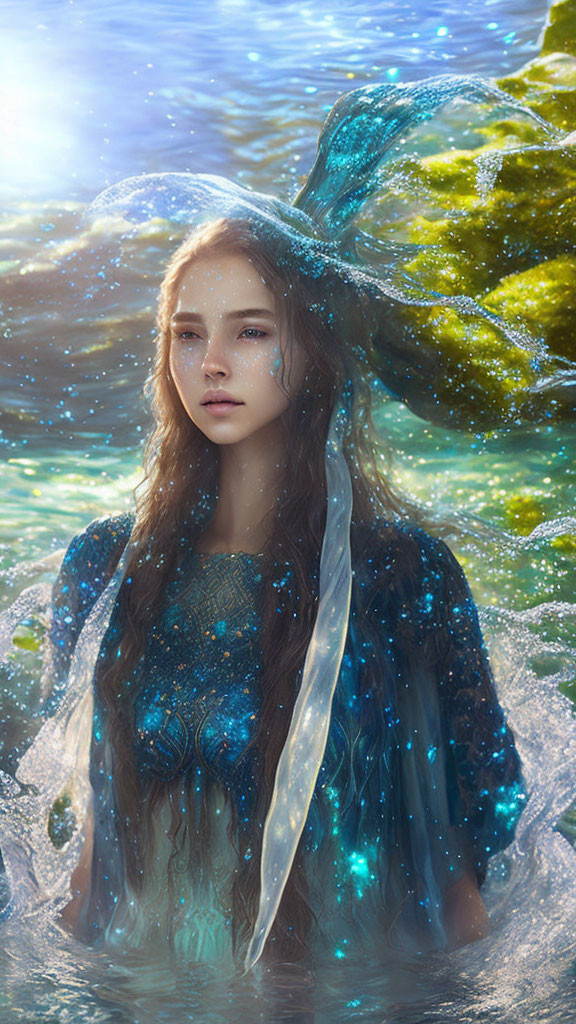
[96,217,423,961]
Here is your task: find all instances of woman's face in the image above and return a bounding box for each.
[169,251,308,446]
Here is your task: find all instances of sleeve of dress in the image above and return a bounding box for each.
[415,529,528,886]
[42,513,133,715]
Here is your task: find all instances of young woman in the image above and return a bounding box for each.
[41,211,525,974]
[1,75,537,979]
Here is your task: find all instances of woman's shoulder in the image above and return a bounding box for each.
[351,515,471,623]
[59,510,135,588]
[44,512,135,709]
[352,515,457,581]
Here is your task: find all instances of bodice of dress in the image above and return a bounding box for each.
[86,545,266,966]
[129,550,264,791]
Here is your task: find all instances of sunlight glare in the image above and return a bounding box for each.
[0,42,77,192]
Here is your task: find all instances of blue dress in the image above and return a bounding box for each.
[45,511,526,968]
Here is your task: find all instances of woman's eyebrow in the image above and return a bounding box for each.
[171,308,276,323]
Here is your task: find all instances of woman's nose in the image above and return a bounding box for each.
[201,338,230,379]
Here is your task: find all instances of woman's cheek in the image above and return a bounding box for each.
[173,346,201,373]
[170,350,202,400]
[169,355,198,418]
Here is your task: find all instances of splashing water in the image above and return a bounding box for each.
[0,501,575,1023]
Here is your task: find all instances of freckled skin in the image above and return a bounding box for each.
[169,253,308,448]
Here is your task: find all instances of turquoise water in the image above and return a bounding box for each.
[1,0,576,1021]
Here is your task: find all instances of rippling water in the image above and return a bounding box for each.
[1,0,576,1020]
[0,0,551,201]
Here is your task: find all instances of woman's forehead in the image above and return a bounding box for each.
[174,252,276,314]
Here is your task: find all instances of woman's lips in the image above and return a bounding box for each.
[202,400,243,416]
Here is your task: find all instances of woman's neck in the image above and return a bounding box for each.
[197,426,287,554]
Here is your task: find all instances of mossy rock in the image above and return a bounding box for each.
[540,0,576,59]
[392,309,539,428]
[362,0,576,427]
[366,134,576,424]
[497,53,576,132]
[484,256,576,358]
[397,151,481,211]
[391,145,576,294]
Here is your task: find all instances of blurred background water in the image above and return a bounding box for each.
[1,0,576,1021]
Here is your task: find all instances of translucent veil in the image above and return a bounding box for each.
[0,73,573,977]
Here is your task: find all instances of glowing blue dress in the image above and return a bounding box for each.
[45,511,526,967]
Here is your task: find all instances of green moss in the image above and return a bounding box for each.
[497,53,576,131]
[380,144,576,285]
[550,534,576,553]
[48,793,76,850]
[396,307,537,427]
[11,618,45,653]
[504,493,547,535]
[483,257,576,358]
[540,0,576,58]
[377,142,576,377]
[405,151,481,209]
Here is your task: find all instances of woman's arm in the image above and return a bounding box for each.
[443,868,491,946]
[412,529,527,952]
[59,800,94,930]
[42,514,132,928]
[355,520,526,948]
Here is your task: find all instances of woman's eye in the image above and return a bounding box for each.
[240,327,268,339]
[176,330,200,341]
